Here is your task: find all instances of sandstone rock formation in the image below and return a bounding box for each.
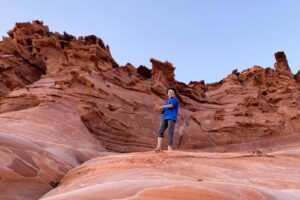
[40,150,300,200]
[274,51,293,79]
[0,21,299,200]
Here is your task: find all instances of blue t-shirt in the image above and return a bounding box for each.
[162,97,179,121]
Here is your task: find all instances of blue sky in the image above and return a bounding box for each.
[1,0,300,83]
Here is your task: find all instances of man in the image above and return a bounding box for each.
[155,88,179,152]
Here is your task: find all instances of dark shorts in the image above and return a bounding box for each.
[158,119,176,146]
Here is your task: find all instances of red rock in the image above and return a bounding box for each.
[295,70,300,82]
[150,58,176,97]
[40,151,300,200]
[274,51,293,79]
[0,21,300,200]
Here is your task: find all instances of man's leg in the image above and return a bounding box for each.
[155,120,168,152]
[167,120,175,151]
[155,137,163,152]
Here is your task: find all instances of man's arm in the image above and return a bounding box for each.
[158,104,174,109]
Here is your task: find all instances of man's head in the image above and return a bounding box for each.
[167,88,176,98]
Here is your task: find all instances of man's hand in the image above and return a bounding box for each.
[155,104,160,111]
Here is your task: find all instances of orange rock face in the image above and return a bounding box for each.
[0,21,299,199]
[40,151,300,200]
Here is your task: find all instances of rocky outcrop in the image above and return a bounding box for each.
[295,70,300,82]
[137,65,151,79]
[0,21,300,200]
[274,51,293,79]
[40,150,300,200]
[150,58,176,98]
